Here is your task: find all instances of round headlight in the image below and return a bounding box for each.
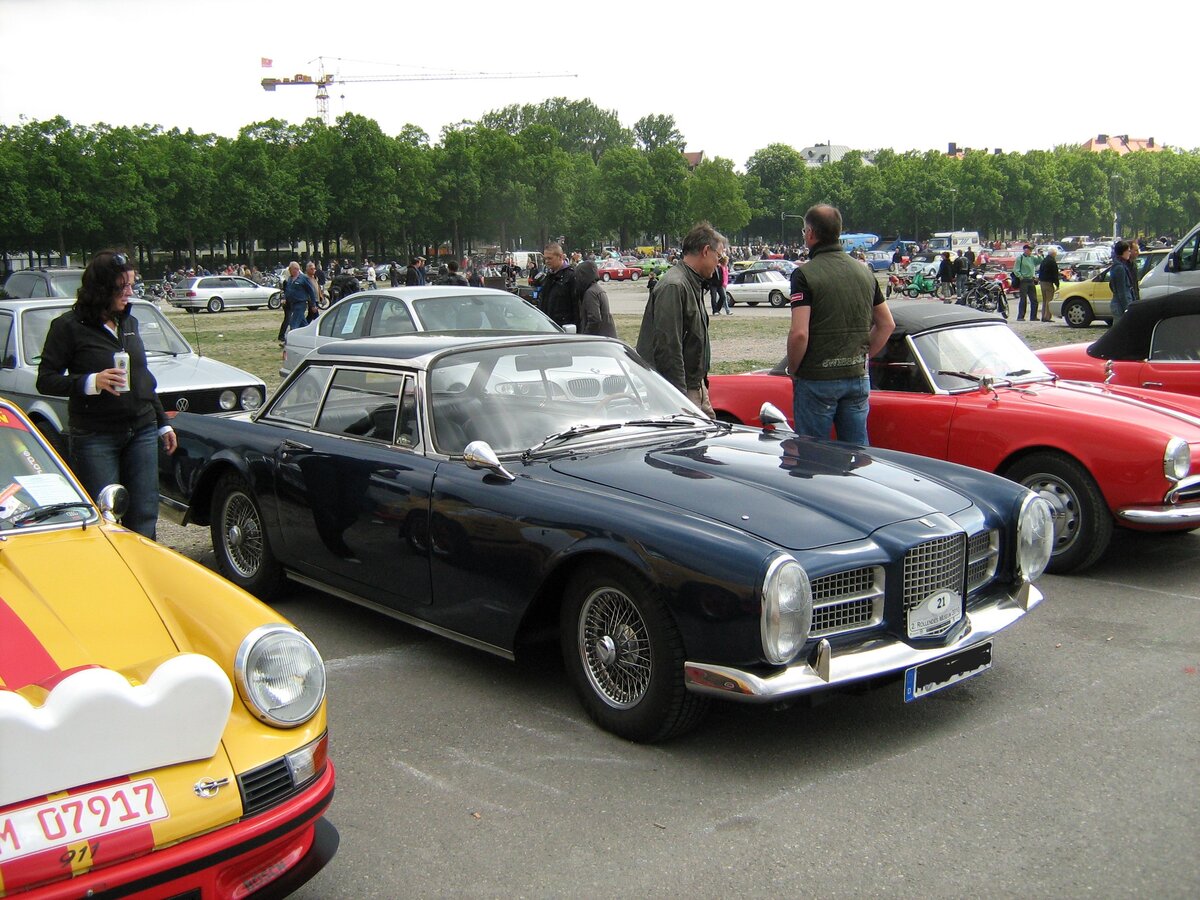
[760,554,813,665]
[219,389,238,411]
[234,625,326,727]
[241,386,263,410]
[1164,437,1191,482]
[1016,493,1054,582]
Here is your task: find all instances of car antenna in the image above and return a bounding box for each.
[187,311,204,356]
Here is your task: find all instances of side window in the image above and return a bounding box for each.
[20,308,61,364]
[870,339,928,393]
[1149,314,1200,361]
[372,299,417,337]
[396,377,420,448]
[0,313,14,367]
[1177,232,1200,272]
[267,365,333,426]
[314,369,404,442]
[322,298,371,338]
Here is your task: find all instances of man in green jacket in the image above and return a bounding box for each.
[1013,244,1041,322]
[636,222,725,416]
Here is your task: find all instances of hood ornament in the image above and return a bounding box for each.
[194,777,230,798]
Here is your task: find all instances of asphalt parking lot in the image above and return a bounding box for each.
[255,526,1196,899]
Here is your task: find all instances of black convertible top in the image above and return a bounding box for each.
[1086,290,1200,360]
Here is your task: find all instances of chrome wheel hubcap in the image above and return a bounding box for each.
[1024,476,1079,552]
[222,493,263,578]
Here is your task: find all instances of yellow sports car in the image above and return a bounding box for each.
[1051,249,1169,327]
[0,399,336,898]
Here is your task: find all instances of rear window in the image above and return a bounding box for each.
[48,272,83,298]
[176,278,200,289]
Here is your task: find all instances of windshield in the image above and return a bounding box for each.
[49,272,84,298]
[911,323,1055,391]
[412,293,560,333]
[0,407,94,530]
[927,237,951,252]
[20,302,191,364]
[428,341,707,455]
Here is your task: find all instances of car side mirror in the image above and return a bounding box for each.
[561,324,577,334]
[1,354,15,369]
[463,440,515,482]
[97,484,129,523]
[1166,254,1178,273]
[759,402,791,432]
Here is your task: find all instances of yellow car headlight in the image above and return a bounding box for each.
[234,625,326,727]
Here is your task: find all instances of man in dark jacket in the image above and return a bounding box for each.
[1037,248,1060,322]
[405,256,426,286]
[635,222,725,416]
[537,243,577,329]
[435,260,469,286]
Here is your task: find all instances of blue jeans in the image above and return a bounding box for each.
[956,273,968,297]
[70,423,160,539]
[286,300,308,331]
[792,375,871,445]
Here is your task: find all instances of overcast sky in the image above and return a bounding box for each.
[2,0,1196,169]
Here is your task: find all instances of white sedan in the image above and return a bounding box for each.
[725,269,791,308]
[281,286,562,376]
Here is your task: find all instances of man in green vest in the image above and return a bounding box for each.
[786,205,895,445]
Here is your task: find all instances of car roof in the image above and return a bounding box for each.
[1086,290,1200,360]
[314,331,606,369]
[887,299,1002,338]
[337,285,522,302]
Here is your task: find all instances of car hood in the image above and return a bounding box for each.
[548,431,973,550]
[1004,380,1200,431]
[0,529,180,676]
[147,352,264,389]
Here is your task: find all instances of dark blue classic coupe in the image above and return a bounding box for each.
[159,334,1053,742]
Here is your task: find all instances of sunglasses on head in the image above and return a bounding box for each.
[112,252,128,266]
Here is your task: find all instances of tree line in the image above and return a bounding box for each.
[3,97,1198,272]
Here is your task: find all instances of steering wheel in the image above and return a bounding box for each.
[593,392,642,417]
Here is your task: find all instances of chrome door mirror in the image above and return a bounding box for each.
[97,484,129,523]
[463,441,515,482]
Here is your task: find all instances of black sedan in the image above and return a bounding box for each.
[160,334,1052,742]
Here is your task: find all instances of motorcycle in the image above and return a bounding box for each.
[902,270,938,298]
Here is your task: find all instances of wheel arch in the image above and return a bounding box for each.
[180,453,257,527]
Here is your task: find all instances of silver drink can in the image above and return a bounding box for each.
[113,350,130,392]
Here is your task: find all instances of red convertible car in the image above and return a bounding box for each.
[708,301,1200,573]
[1035,292,1200,397]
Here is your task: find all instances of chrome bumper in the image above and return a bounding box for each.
[684,582,1042,702]
[1117,504,1200,526]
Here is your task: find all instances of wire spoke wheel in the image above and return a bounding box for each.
[220,490,265,579]
[211,472,284,598]
[578,586,652,709]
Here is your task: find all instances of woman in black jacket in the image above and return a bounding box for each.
[36,251,177,539]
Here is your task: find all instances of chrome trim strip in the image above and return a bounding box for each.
[684,584,1043,701]
[1116,505,1200,525]
[284,570,515,660]
[1165,474,1200,502]
[158,495,189,525]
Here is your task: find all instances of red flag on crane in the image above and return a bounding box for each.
[261,58,273,68]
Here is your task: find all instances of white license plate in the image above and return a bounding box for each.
[0,778,168,863]
[904,642,993,702]
[907,589,963,638]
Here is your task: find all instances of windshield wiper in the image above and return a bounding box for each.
[622,414,708,427]
[11,501,93,527]
[1004,369,1031,377]
[523,423,624,458]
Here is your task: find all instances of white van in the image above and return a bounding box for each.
[509,250,544,274]
[927,231,982,255]
[1139,222,1200,300]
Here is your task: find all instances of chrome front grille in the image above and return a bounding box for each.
[567,377,600,398]
[966,529,999,594]
[602,375,630,393]
[810,566,884,637]
[903,534,967,614]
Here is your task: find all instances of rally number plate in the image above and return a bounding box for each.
[903,642,993,703]
[0,778,168,863]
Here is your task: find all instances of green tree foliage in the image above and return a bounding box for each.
[4,113,1200,271]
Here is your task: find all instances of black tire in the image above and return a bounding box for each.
[630,271,640,281]
[768,290,787,308]
[1061,298,1093,328]
[1004,452,1112,574]
[601,273,611,282]
[268,292,282,310]
[561,563,708,742]
[903,286,919,298]
[207,297,224,313]
[210,471,285,599]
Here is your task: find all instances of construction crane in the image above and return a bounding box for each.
[261,56,576,123]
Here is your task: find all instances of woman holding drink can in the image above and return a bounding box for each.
[36,250,176,539]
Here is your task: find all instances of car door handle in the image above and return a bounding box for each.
[280,438,313,456]
[1142,381,1163,387]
